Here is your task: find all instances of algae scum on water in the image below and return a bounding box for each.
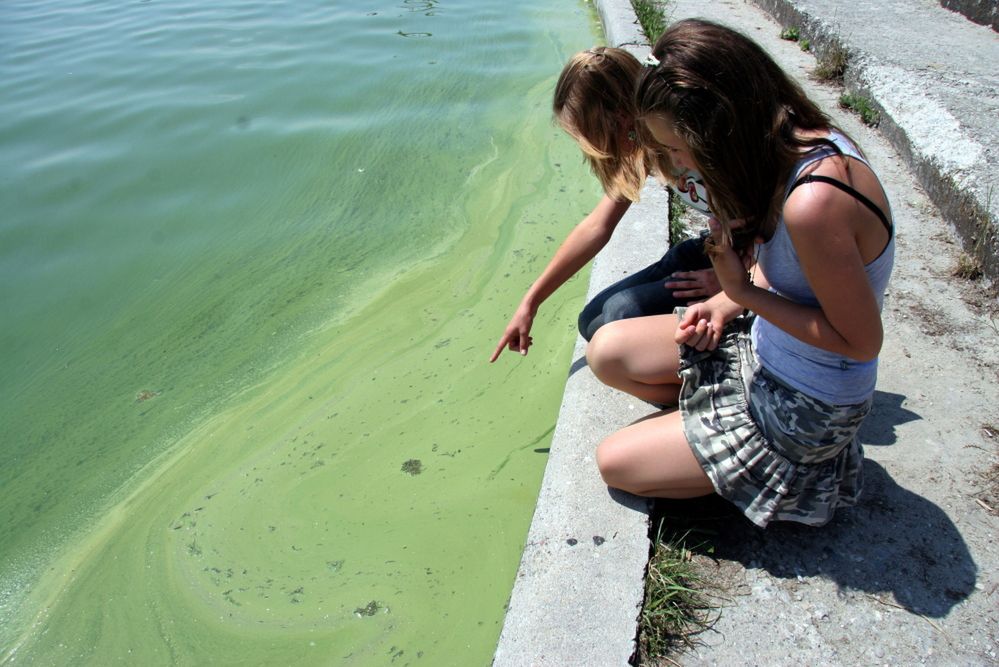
[0,0,601,663]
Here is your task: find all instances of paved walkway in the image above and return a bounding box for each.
[494,1,999,664]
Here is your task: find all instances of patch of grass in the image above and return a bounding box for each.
[632,0,668,42]
[982,466,999,515]
[966,186,996,278]
[637,521,719,663]
[976,424,999,516]
[839,92,880,126]
[632,0,686,250]
[800,38,811,51]
[779,26,800,41]
[953,252,983,280]
[668,195,688,247]
[814,43,848,81]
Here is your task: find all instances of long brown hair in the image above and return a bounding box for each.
[554,47,651,202]
[636,19,849,253]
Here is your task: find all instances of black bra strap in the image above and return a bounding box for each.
[789,174,893,236]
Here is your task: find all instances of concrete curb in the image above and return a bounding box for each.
[492,185,665,667]
[592,0,646,48]
[492,6,660,664]
[940,0,999,32]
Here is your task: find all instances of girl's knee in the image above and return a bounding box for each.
[594,438,616,485]
[585,322,627,381]
[595,435,631,489]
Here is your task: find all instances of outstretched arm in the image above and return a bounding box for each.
[490,195,632,362]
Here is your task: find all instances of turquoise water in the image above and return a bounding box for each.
[0,0,602,663]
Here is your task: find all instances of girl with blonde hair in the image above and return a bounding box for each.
[490,46,718,362]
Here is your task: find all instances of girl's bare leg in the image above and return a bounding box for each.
[586,314,682,405]
[596,410,713,498]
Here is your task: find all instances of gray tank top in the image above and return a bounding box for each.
[751,131,895,405]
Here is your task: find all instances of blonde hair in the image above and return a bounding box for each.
[553,47,654,202]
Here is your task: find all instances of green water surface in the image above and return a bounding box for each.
[0,0,603,664]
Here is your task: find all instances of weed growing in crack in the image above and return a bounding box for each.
[839,92,880,126]
[638,521,719,663]
[814,43,848,80]
[632,0,668,42]
[780,26,800,41]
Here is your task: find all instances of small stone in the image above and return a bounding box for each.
[592,536,605,546]
[566,538,578,546]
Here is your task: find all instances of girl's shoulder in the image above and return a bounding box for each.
[783,151,892,263]
[785,151,848,210]
[786,153,886,223]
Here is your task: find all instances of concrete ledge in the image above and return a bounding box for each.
[493,6,663,664]
[493,180,667,666]
[593,0,646,48]
[940,0,999,32]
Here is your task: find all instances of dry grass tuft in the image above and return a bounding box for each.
[953,253,983,280]
[814,43,848,80]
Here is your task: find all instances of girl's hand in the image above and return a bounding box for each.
[707,217,754,302]
[490,305,536,362]
[663,268,721,301]
[675,305,719,351]
[675,301,724,351]
[674,292,746,351]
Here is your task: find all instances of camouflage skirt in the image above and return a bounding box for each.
[677,311,871,528]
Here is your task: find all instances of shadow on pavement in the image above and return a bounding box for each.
[656,460,977,619]
[597,379,975,617]
[859,390,922,446]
